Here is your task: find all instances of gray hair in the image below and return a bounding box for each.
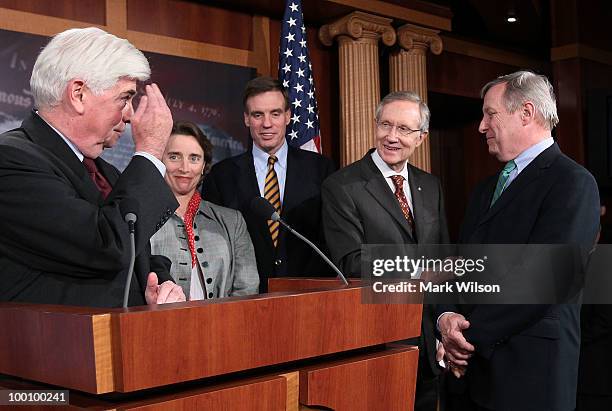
[375,91,430,132]
[481,70,559,130]
[30,27,151,109]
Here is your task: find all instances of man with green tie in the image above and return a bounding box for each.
[437,71,600,411]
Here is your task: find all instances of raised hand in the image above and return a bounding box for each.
[130,83,173,160]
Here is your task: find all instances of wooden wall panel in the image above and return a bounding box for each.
[553,59,584,164]
[427,51,524,99]
[127,0,252,50]
[0,0,105,24]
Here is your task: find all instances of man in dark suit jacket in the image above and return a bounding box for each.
[202,77,335,292]
[0,27,184,307]
[438,71,600,411]
[322,91,449,411]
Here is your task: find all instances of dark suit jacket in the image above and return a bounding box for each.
[202,145,336,292]
[443,143,600,411]
[0,112,178,307]
[322,149,450,376]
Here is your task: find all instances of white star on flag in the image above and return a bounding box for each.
[278,0,322,153]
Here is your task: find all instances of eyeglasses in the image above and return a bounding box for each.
[376,121,421,137]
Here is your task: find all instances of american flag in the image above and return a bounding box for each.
[278,0,321,153]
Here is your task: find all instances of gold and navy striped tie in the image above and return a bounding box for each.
[264,155,281,247]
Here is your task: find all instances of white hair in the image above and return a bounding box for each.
[481,70,559,130]
[375,91,431,132]
[30,27,150,109]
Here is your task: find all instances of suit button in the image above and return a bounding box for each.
[197,248,203,253]
[208,292,213,298]
[194,235,200,241]
[201,261,209,268]
[274,259,282,266]
[206,277,212,284]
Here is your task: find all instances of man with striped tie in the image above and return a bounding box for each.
[203,77,335,292]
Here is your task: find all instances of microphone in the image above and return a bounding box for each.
[120,199,139,308]
[250,197,349,286]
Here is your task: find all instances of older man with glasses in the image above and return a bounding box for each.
[321,91,450,411]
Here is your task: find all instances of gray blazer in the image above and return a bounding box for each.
[150,200,259,299]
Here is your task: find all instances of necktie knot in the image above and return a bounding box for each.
[83,157,112,199]
[390,175,404,191]
[82,157,98,173]
[490,160,517,207]
[268,155,278,167]
[502,160,517,176]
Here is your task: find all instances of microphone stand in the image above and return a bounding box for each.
[277,219,349,286]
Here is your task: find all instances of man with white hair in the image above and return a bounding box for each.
[322,91,449,411]
[438,71,600,411]
[0,27,185,307]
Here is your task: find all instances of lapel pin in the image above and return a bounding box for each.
[417,186,422,191]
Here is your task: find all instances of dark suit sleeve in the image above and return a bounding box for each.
[437,179,450,243]
[149,254,173,283]
[321,176,364,277]
[527,168,600,245]
[201,166,223,205]
[0,146,177,279]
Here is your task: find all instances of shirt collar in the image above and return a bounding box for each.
[513,136,554,173]
[371,149,409,181]
[35,111,84,162]
[252,139,288,173]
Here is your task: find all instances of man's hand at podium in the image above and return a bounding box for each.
[145,272,186,304]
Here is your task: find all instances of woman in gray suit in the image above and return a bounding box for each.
[151,121,259,299]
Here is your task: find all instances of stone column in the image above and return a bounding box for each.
[319,12,396,166]
[389,24,442,172]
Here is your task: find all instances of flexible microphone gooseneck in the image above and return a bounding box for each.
[250,197,349,286]
[121,199,139,308]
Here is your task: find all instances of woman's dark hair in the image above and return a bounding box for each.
[170,121,214,180]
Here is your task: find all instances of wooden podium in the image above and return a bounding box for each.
[0,280,421,410]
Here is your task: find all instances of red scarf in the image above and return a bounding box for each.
[183,191,202,268]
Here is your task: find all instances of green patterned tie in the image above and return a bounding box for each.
[490,160,517,207]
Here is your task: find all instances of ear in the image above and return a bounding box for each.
[284,109,291,126]
[67,79,87,115]
[521,101,536,126]
[243,111,250,128]
[414,131,428,148]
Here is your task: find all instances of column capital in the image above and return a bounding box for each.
[396,23,443,55]
[319,11,396,47]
